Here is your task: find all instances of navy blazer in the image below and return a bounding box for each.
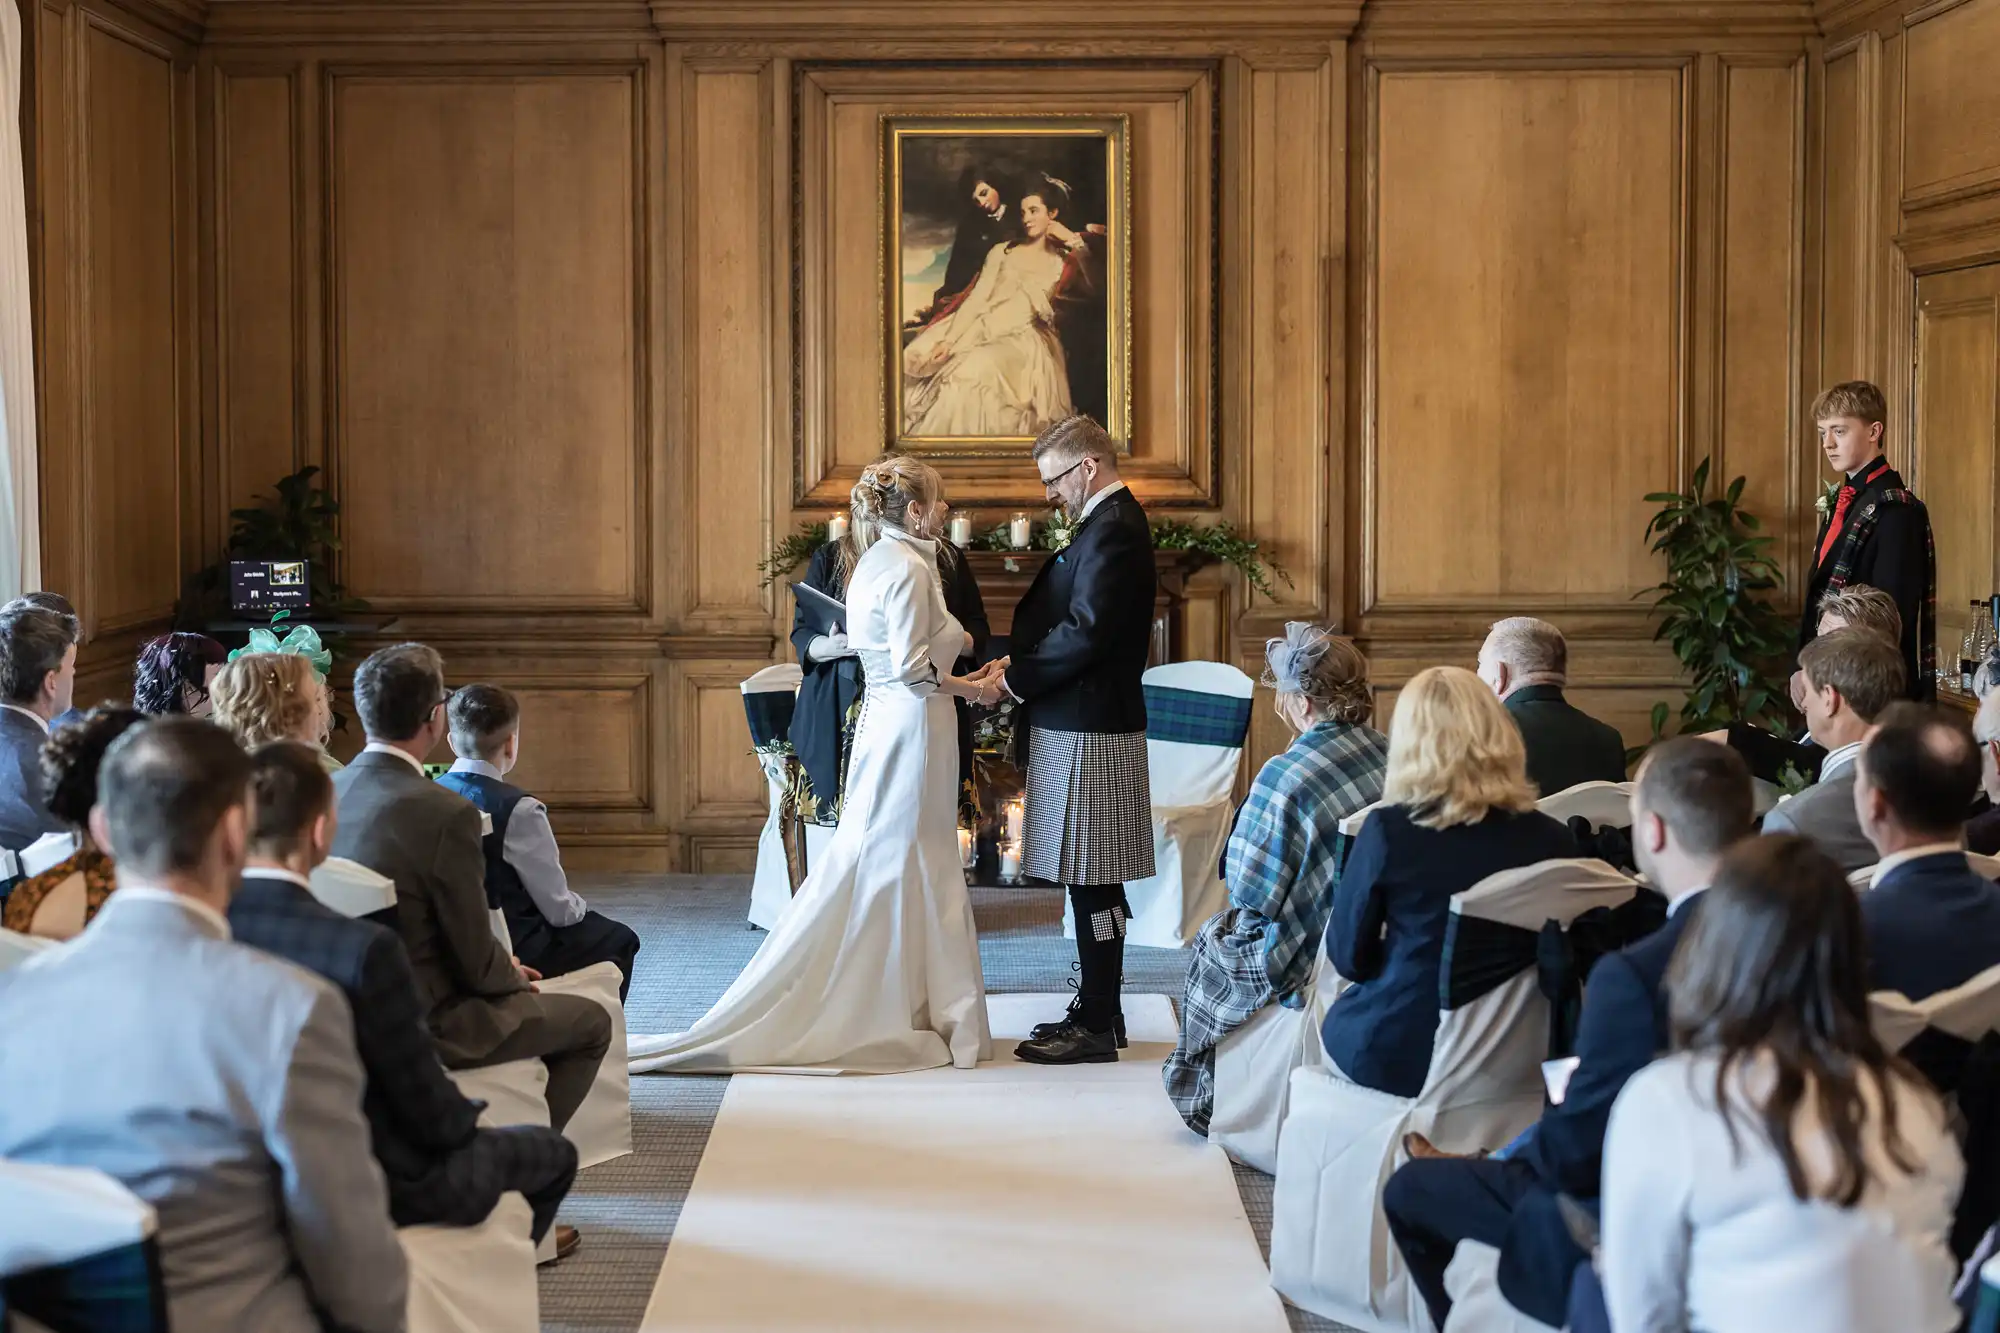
[226,871,484,1221]
[1006,487,1155,735]
[0,707,61,853]
[1321,804,1579,1098]
[1514,893,1699,1197]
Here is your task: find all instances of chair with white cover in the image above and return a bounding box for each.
[536,961,632,1169]
[742,663,803,933]
[1210,937,1342,1175]
[1535,780,1634,830]
[400,1193,539,1333]
[1871,962,2000,1055]
[0,926,53,972]
[308,855,397,921]
[1084,661,1253,948]
[0,1160,165,1333]
[1438,1239,1560,1333]
[1269,857,1638,1333]
[18,832,77,879]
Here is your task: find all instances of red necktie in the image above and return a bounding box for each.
[1817,483,1857,568]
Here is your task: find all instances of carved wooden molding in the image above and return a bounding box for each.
[203,0,653,45]
[652,1,1364,42]
[1359,0,1815,38]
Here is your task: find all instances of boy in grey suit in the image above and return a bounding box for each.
[333,644,610,1133]
[1762,627,1905,871]
[0,718,405,1333]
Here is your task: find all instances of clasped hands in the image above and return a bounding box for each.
[947,656,1011,707]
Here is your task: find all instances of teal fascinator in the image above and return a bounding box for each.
[228,620,333,681]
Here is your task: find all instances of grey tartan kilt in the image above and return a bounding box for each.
[1022,726,1155,886]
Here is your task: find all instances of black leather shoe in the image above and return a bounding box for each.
[1014,1021,1119,1065]
[1029,1009,1127,1049]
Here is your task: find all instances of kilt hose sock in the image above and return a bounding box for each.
[1067,882,1130,1034]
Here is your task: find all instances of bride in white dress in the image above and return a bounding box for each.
[628,457,995,1073]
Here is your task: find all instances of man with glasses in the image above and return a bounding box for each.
[986,414,1158,1064]
[332,644,609,1256]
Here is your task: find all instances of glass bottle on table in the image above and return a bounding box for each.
[1963,604,1981,696]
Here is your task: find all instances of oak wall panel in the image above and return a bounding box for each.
[1820,44,1865,383]
[329,69,644,612]
[84,20,187,634]
[1719,59,1805,589]
[215,71,299,515]
[1903,0,2000,208]
[1367,67,1684,614]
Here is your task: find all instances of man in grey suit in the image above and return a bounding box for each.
[1762,626,1904,871]
[333,643,610,1135]
[0,602,78,855]
[0,718,406,1333]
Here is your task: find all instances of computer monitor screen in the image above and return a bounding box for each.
[229,559,311,613]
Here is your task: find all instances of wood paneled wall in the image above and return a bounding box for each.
[25,0,1841,866]
[28,0,199,707]
[1817,0,2000,670]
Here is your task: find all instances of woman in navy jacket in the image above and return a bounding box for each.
[1321,665,1579,1097]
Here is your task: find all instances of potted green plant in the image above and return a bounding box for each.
[1635,458,1795,748]
[179,466,366,628]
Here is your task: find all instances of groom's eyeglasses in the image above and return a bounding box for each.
[1039,459,1085,492]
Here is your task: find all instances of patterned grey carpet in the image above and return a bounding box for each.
[538,874,1349,1333]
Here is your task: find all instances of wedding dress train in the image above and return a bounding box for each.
[627,526,992,1074]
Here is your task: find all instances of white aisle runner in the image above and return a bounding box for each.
[639,992,1291,1332]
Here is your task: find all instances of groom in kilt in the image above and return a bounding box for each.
[991,415,1158,1064]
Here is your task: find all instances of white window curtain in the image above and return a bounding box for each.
[0,0,39,600]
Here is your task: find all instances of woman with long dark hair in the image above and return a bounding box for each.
[1599,834,1961,1332]
[132,632,229,716]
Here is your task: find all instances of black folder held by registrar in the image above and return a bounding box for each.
[790,581,846,636]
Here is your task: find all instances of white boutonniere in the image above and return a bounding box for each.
[1815,479,1841,521]
[1041,509,1079,552]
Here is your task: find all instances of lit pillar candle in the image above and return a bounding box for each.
[957,826,974,867]
[999,842,1021,882]
[826,514,849,542]
[1005,796,1026,850]
[948,514,973,546]
[1008,514,1032,549]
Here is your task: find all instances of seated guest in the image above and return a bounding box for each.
[333,644,612,1139]
[1476,616,1625,796]
[1384,738,1754,1329]
[1974,688,2000,856]
[1321,665,1578,1097]
[211,651,342,773]
[229,741,580,1253]
[1853,702,2000,1091]
[1163,624,1389,1135]
[1978,640,2000,700]
[0,603,78,855]
[0,706,143,938]
[1761,626,1904,870]
[436,684,641,999]
[5,592,84,727]
[132,631,228,716]
[0,718,406,1332]
[1596,835,1961,1333]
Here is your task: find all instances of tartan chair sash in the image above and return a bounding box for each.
[1144,684,1253,748]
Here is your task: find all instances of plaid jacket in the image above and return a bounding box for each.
[1164,720,1389,1134]
[227,873,483,1190]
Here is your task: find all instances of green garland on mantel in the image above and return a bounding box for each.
[757,515,1290,603]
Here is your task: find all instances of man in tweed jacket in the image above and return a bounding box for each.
[229,740,578,1248]
[993,415,1158,1065]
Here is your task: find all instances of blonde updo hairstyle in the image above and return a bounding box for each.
[211,652,323,749]
[1382,665,1537,829]
[836,454,947,584]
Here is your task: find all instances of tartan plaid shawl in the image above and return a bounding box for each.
[1824,488,1938,689]
[1163,719,1389,1135]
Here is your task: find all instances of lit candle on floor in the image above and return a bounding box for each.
[948,514,973,546]
[827,514,849,542]
[1009,513,1032,549]
[999,842,1021,881]
[957,826,974,867]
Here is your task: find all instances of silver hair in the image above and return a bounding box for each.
[1483,616,1567,683]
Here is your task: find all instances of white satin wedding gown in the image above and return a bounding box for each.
[627,526,993,1073]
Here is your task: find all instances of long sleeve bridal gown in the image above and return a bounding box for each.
[627,526,992,1073]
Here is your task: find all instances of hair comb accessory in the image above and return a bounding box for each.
[1261,621,1333,695]
[228,622,333,681]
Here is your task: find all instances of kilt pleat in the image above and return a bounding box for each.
[1022,726,1154,885]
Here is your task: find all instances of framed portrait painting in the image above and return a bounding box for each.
[884,115,1130,455]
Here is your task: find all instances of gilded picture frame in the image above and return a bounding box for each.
[882,114,1131,458]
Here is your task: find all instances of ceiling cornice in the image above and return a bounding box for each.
[201,0,654,45]
[647,0,1364,43]
[1356,0,1818,40]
